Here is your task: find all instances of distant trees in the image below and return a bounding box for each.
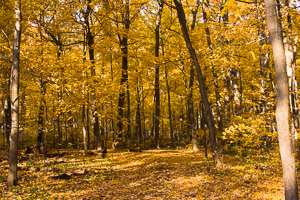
[0,0,299,191]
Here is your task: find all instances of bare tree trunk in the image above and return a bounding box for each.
[187,0,200,152]
[115,1,130,149]
[126,82,131,149]
[265,0,298,199]
[187,67,199,152]
[86,103,90,149]
[136,85,142,145]
[82,104,88,156]
[141,82,146,148]
[7,0,21,186]
[84,1,102,150]
[2,117,4,149]
[37,79,46,154]
[284,0,297,152]
[173,0,221,167]
[201,102,208,158]
[4,95,11,150]
[201,0,223,131]
[154,0,163,149]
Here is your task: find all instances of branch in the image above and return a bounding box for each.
[234,0,257,4]
[162,0,176,9]
[1,29,12,50]
[0,55,12,63]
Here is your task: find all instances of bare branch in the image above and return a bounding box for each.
[0,55,12,63]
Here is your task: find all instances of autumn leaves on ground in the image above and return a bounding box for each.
[0,149,287,199]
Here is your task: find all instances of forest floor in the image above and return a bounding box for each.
[0,148,291,199]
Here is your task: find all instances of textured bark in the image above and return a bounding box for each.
[173,0,221,167]
[83,30,90,150]
[115,1,130,149]
[187,0,200,152]
[165,63,174,149]
[135,86,142,145]
[4,95,11,150]
[86,104,90,149]
[265,0,298,199]
[37,79,46,154]
[126,82,131,149]
[154,0,163,149]
[187,67,199,152]
[57,45,63,148]
[258,28,270,113]
[84,1,102,150]
[201,0,223,131]
[7,0,21,186]
[82,104,88,156]
[284,0,298,151]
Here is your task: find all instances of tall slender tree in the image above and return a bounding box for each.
[265,0,298,199]
[154,0,163,149]
[173,0,221,167]
[7,0,21,186]
[115,0,130,149]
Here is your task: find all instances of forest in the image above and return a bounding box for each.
[0,0,300,199]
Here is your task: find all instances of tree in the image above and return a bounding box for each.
[173,0,221,167]
[7,0,21,186]
[83,0,103,151]
[186,0,200,152]
[265,0,298,199]
[115,0,131,149]
[154,0,163,149]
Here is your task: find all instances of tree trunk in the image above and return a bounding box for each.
[115,1,130,149]
[154,1,163,149]
[265,0,298,199]
[136,86,142,145]
[187,67,199,152]
[187,0,200,152]
[164,59,174,149]
[284,0,297,151]
[84,1,102,150]
[173,0,221,167]
[37,79,46,154]
[201,102,208,158]
[86,100,90,149]
[82,104,88,156]
[4,95,11,150]
[7,0,21,186]
[201,0,223,131]
[126,82,131,149]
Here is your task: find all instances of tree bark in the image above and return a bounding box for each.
[154,0,163,149]
[115,1,130,149]
[187,0,200,152]
[265,0,298,199]
[82,104,88,156]
[37,79,46,154]
[4,95,11,150]
[173,0,221,167]
[126,82,131,149]
[84,1,102,150]
[284,0,297,151]
[135,85,142,145]
[164,57,175,149]
[7,0,21,186]
[201,0,223,131]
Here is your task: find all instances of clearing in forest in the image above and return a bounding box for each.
[0,149,288,199]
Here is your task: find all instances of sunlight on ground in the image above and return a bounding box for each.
[0,149,293,199]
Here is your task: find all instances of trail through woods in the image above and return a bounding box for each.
[0,149,292,199]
